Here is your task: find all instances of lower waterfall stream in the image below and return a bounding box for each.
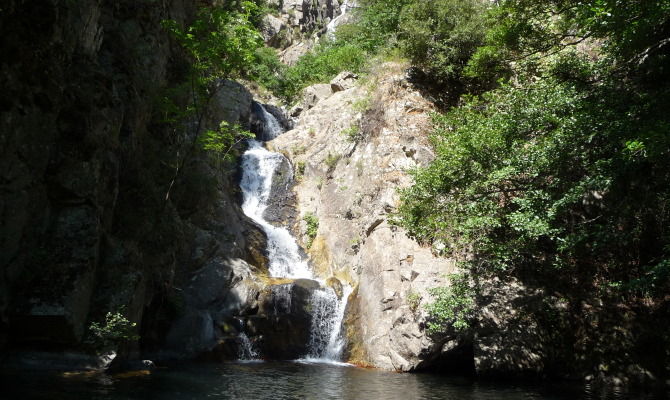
[238,104,350,363]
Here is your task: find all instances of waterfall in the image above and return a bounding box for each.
[240,140,312,279]
[307,285,353,361]
[237,102,351,363]
[326,0,353,38]
[251,102,283,141]
[238,332,260,360]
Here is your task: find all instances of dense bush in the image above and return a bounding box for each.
[394,0,670,333]
[399,0,488,91]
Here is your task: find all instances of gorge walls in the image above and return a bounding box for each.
[0,0,267,364]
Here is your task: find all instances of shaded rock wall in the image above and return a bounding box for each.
[0,0,267,362]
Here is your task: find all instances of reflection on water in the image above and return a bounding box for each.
[1,361,665,400]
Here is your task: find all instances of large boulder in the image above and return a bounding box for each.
[245,279,322,359]
[302,84,333,110]
[161,258,262,359]
[261,14,285,45]
[271,62,455,371]
[330,71,358,92]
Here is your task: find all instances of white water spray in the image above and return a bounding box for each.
[253,102,284,141]
[240,139,312,279]
[326,1,354,38]
[238,332,260,360]
[306,285,353,361]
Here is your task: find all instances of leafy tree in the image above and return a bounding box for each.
[399,0,489,93]
[425,273,475,333]
[395,0,670,334]
[161,2,266,200]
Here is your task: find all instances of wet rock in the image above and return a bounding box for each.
[247,279,323,359]
[326,277,344,299]
[263,103,293,131]
[165,311,217,358]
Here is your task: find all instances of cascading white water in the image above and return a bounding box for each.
[238,103,351,363]
[326,0,354,38]
[253,102,284,141]
[307,285,353,361]
[240,140,312,279]
[238,332,260,360]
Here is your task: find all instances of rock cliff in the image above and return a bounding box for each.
[272,62,460,371]
[0,0,268,366]
[261,0,352,64]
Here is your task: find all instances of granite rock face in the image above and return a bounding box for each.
[271,62,458,371]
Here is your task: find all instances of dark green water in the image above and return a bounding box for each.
[0,361,663,400]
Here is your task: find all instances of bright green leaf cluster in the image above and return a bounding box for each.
[87,311,140,352]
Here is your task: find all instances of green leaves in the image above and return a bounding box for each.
[303,213,320,249]
[425,273,475,334]
[87,311,139,352]
[396,62,670,293]
[399,0,489,92]
[199,121,254,164]
[163,2,263,85]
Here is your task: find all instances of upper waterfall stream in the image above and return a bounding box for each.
[241,140,313,279]
[238,104,350,362]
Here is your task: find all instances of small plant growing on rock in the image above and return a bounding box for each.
[342,123,364,143]
[324,153,341,172]
[295,161,306,180]
[350,236,362,253]
[292,145,307,155]
[87,310,140,353]
[200,121,255,164]
[352,96,372,113]
[303,212,319,249]
[407,290,422,313]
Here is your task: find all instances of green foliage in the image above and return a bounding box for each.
[347,0,415,51]
[324,153,341,171]
[341,124,363,142]
[267,0,413,103]
[199,121,254,164]
[395,0,670,297]
[159,2,268,200]
[406,290,422,313]
[295,160,306,180]
[303,212,320,249]
[162,2,264,85]
[425,273,475,333]
[351,96,372,113]
[399,0,489,91]
[87,311,140,352]
[273,40,368,102]
[247,46,285,89]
